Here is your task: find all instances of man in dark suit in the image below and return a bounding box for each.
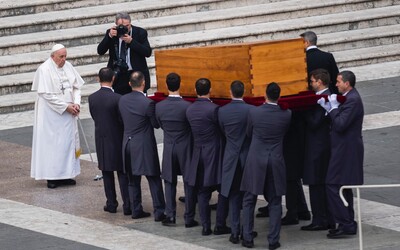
[300,31,339,94]
[88,67,130,215]
[118,71,166,221]
[318,70,364,238]
[241,82,291,250]
[97,12,152,95]
[155,73,199,228]
[186,78,230,236]
[218,80,252,244]
[301,69,334,231]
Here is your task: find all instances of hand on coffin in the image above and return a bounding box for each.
[317,97,331,112]
[328,94,340,111]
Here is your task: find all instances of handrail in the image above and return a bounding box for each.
[339,184,400,250]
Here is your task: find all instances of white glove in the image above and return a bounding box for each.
[317,97,331,112]
[328,94,339,110]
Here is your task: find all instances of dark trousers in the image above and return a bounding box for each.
[102,170,130,211]
[242,165,282,245]
[285,179,309,219]
[196,160,228,230]
[228,164,243,237]
[184,182,198,224]
[125,141,165,218]
[326,184,356,232]
[113,70,132,95]
[309,184,334,226]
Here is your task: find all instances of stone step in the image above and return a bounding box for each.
[0,0,272,37]
[1,60,399,114]
[0,0,133,17]
[0,0,397,56]
[1,5,399,76]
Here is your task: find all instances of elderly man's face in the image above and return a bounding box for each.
[51,48,67,68]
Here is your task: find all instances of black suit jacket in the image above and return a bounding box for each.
[118,90,160,176]
[303,88,331,185]
[88,87,123,171]
[218,100,252,198]
[155,97,193,183]
[327,88,364,185]
[186,98,223,187]
[306,48,339,94]
[240,104,291,196]
[97,25,152,92]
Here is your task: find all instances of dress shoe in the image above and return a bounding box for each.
[132,211,151,219]
[213,225,231,235]
[298,211,311,221]
[47,180,58,189]
[327,229,356,239]
[241,239,254,248]
[60,179,76,186]
[178,196,186,203]
[202,227,212,236]
[185,220,199,228]
[229,234,240,244]
[258,205,269,213]
[269,242,281,250]
[103,205,117,213]
[209,203,217,210]
[123,208,132,216]
[162,216,176,226]
[256,211,269,218]
[155,213,167,222]
[301,223,328,231]
[281,216,299,225]
[241,231,258,240]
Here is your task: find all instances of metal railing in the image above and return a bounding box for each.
[339,184,400,250]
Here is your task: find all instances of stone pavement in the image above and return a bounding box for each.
[1,76,400,249]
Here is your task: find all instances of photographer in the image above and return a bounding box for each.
[97,12,152,95]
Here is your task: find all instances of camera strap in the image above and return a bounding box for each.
[114,40,127,62]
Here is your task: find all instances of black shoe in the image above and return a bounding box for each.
[209,203,217,210]
[155,213,167,222]
[103,205,117,213]
[178,196,185,203]
[298,211,311,220]
[327,229,356,239]
[185,220,199,228]
[47,180,58,189]
[213,225,231,235]
[123,208,132,216]
[281,216,299,225]
[60,179,76,186]
[132,211,151,219]
[258,205,268,213]
[229,234,240,244]
[269,242,281,250]
[242,239,254,248]
[162,216,176,226]
[301,223,328,231]
[202,227,212,236]
[240,231,258,240]
[256,211,269,218]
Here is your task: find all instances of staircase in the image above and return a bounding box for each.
[1,0,399,114]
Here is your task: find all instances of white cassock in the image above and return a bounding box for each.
[31,58,85,180]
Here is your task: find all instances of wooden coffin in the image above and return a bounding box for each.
[154,38,308,98]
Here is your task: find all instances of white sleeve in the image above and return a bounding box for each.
[40,93,68,115]
[73,87,81,105]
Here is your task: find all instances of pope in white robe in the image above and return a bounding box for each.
[31,44,85,186]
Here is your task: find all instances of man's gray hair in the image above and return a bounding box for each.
[115,12,131,23]
[300,31,317,46]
